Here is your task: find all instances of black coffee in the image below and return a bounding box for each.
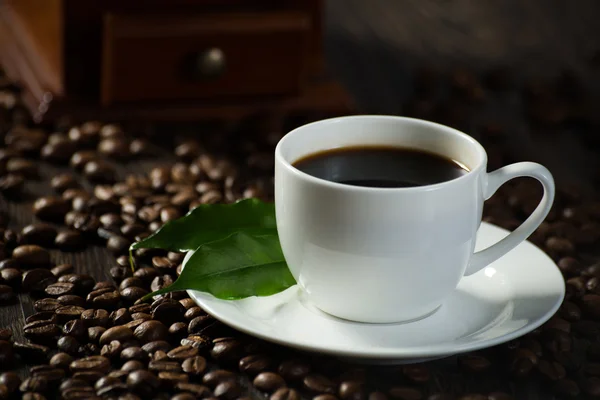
[292,146,469,188]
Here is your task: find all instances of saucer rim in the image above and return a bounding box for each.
[187,222,565,360]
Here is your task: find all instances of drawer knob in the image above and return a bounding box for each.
[194,48,226,78]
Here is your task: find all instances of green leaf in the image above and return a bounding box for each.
[144,232,296,300]
[130,198,277,253]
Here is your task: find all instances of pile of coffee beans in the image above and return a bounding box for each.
[2,66,600,400]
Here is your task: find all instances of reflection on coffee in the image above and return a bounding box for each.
[292,146,469,188]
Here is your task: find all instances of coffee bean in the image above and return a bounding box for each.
[165,345,197,362]
[100,326,133,346]
[58,294,86,307]
[279,359,311,381]
[211,337,243,363]
[553,379,580,398]
[106,235,130,255]
[304,374,336,394]
[237,354,271,376]
[99,339,122,360]
[127,370,160,395]
[55,230,85,251]
[25,311,56,324]
[98,138,130,159]
[131,312,152,321]
[81,308,110,327]
[151,275,174,293]
[33,196,70,221]
[254,372,286,392]
[58,274,95,295]
[0,284,14,304]
[24,319,60,342]
[30,364,66,383]
[84,160,116,183]
[121,346,148,362]
[70,355,110,374]
[583,294,600,318]
[180,335,212,352]
[203,370,236,387]
[214,380,241,400]
[22,269,56,292]
[55,305,85,324]
[0,328,11,341]
[313,396,338,400]
[45,282,75,296]
[119,277,144,290]
[57,335,81,354]
[13,245,51,268]
[0,268,21,289]
[0,371,21,394]
[542,328,571,353]
[178,298,195,309]
[368,392,388,400]
[6,157,36,177]
[0,340,15,365]
[128,320,168,344]
[21,223,57,246]
[271,388,301,400]
[152,300,185,325]
[20,376,48,392]
[160,207,182,223]
[87,288,120,309]
[184,307,205,321]
[49,352,73,369]
[121,286,149,303]
[147,359,182,374]
[13,341,50,361]
[135,267,159,284]
[51,263,74,277]
[460,355,492,373]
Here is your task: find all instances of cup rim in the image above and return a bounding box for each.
[274,115,488,192]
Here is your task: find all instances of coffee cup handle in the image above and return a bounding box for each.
[464,162,555,276]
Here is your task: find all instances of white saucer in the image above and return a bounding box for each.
[188,222,565,364]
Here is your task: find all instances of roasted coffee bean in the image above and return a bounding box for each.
[13,245,51,268]
[538,359,566,380]
[20,376,48,392]
[72,370,104,384]
[87,288,120,309]
[212,379,241,400]
[55,305,85,324]
[554,351,582,373]
[121,346,148,362]
[55,230,85,251]
[22,269,56,292]
[30,364,65,382]
[188,315,212,335]
[160,207,182,223]
[0,371,21,393]
[553,379,580,398]
[100,326,133,345]
[21,223,57,246]
[58,294,86,307]
[50,352,73,369]
[166,322,186,340]
[101,340,123,359]
[6,157,36,177]
[0,328,12,341]
[127,370,160,395]
[512,348,538,366]
[45,281,75,296]
[152,300,185,325]
[121,223,146,239]
[149,360,182,373]
[0,259,18,271]
[253,372,286,392]
[81,308,110,327]
[125,320,146,331]
[98,138,129,159]
[134,267,159,284]
[0,340,15,365]
[339,382,366,400]
[59,274,95,295]
[131,312,152,321]
[51,263,74,277]
[129,303,152,314]
[110,266,132,283]
[0,268,21,289]
[583,294,600,319]
[25,311,55,324]
[84,160,116,183]
[272,388,301,400]
[510,355,533,377]
[33,196,70,221]
[0,172,25,195]
[276,359,310,382]
[203,370,236,388]
[167,345,197,362]
[178,298,195,309]
[13,341,50,361]
[121,286,149,303]
[151,275,174,292]
[57,335,81,354]
[110,308,132,325]
[304,374,336,394]
[120,277,145,290]
[70,150,98,169]
[63,320,87,340]
[131,320,168,343]
[152,256,174,272]
[181,334,212,351]
[70,355,110,373]
[211,337,243,363]
[387,387,424,400]
[24,319,60,342]
[238,354,272,376]
[0,284,14,304]
[120,360,145,373]
[184,307,205,321]
[94,281,116,291]
[142,341,171,354]
[159,371,189,387]
[107,235,131,255]
[51,173,79,193]
[542,328,571,353]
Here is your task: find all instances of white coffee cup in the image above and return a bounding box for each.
[274,115,555,323]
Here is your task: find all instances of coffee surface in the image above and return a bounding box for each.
[292,146,469,188]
